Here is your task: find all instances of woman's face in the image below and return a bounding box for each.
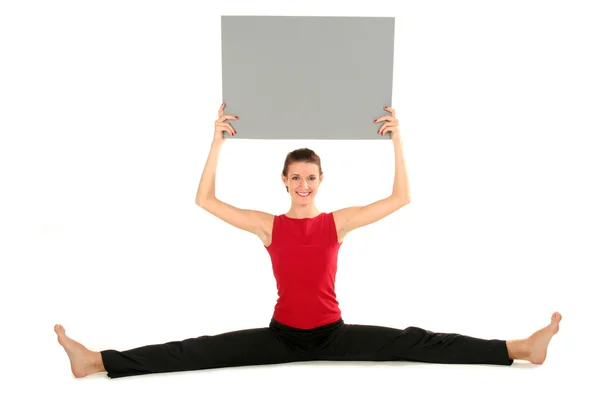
[283,162,322,203]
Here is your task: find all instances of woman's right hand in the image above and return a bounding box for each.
[213,103,238,145]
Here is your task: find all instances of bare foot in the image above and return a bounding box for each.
[525,312,562,364]
[54,324,103,378]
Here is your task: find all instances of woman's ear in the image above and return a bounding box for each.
[281,174,289,192]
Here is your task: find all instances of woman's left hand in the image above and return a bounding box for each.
[374,106,400,141]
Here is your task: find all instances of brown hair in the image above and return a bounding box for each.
[282,148,323,193]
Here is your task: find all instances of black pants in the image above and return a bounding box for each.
[100,318,514,379]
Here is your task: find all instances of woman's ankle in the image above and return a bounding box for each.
[506,338,530,360]
[90,351,106,373]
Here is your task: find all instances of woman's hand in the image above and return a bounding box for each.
[374,106,400,141]
[213,103,238,146]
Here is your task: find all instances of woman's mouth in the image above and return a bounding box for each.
[296,192,311,197]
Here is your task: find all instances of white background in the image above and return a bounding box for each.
[1,0,598,399]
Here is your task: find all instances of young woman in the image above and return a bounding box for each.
[55,103,561,379]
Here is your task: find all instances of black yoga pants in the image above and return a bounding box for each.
[100,318,514,379]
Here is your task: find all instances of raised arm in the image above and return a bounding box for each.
[196,104,273,242]
[334,106,410,241]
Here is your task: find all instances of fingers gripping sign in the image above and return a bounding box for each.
[213,103,239,145]
[373,105,400,141]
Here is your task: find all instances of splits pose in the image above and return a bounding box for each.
[55,104,561,379]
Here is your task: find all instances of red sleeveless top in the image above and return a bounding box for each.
[264,212,343,329]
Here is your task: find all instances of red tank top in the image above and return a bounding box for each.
[264,212,343,329]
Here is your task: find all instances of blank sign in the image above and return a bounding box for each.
[221,15,395,140]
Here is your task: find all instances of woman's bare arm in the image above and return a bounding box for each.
[196,108,273,238]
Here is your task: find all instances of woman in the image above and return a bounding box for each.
[55,103,561,379]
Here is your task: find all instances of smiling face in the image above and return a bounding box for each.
[282,161,323,203]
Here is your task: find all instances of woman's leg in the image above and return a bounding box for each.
[317,312,561,366]
[54,323,300,379]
